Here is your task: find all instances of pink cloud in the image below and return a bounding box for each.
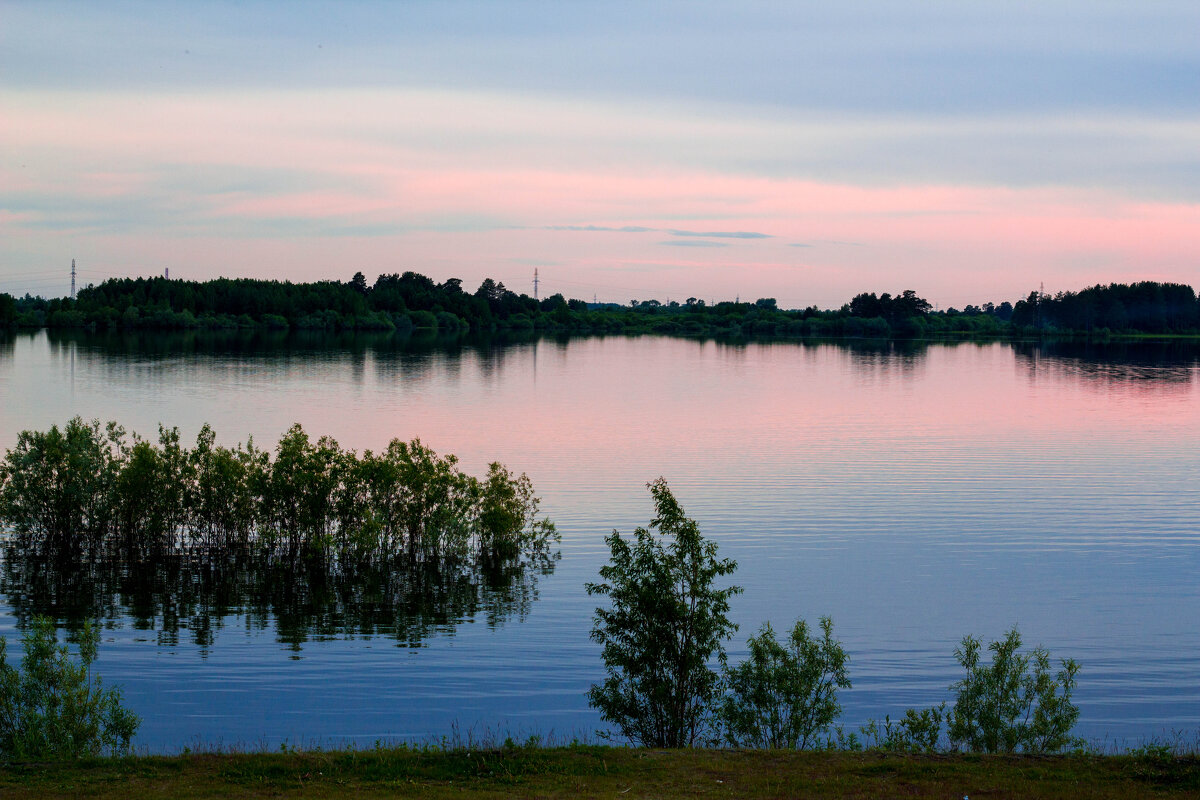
[4,89,1199,307]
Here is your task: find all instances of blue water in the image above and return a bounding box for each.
[1,331,1197,750]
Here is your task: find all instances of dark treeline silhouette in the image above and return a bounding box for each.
[1010,282,1200,333]
[0,418,559,649]
[3,271,1199,338]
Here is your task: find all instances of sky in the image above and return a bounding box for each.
[2,1,1198,309]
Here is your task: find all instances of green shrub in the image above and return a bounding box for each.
[720,617,850,749]
[860,628,1080,754]
[113,426,191,548]
[947,626,1081,753]
[188,424,263,550]
[475,462,557,561]
[391,313,414,336]
[0,617,139,758]
[860,704,946,752]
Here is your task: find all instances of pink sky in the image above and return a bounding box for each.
[3,27,1199,309]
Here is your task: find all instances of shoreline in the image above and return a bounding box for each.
[2,745,1198,799]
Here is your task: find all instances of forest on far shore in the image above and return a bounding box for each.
[2,271,1198,339]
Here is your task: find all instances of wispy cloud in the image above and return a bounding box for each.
[545,224,770,239]
[658,240,729,248]
[509,258,560,266]
[7,2,1198,120]
[665,229,771,239]
[545,225,655,233]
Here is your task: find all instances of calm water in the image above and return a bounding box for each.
[1,330,1198,750]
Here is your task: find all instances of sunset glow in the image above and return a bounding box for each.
[3,3,1198,308]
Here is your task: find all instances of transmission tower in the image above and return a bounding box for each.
[70,259,76,300]
[533,268,539,300]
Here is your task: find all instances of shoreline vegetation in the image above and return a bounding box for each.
[0,744,1197,799]
[3,271,1200,342]
[586,482,1082,757]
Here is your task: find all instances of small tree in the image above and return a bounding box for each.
[719,617,850,749]
[0,617,140,758]
[586,479,740,747]
[947,626,1081,753]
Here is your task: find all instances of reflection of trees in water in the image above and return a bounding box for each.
[836,338,935,377]
[710,336,936,369]
[0,536,558,653]
[42,327,545,359]
[1013,340,1200,390]
[24,329,968,386]
[39,327,550,392]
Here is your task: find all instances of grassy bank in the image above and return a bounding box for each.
[2,746,1198,799]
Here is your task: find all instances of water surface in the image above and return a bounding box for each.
[1,330,1197,749]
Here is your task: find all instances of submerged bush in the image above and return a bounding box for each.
[0,617,139,758]
[0,420,560,651]
[0,418,557,567]
[0,418,123,547]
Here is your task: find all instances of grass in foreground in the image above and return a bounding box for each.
[2,746,1199,799]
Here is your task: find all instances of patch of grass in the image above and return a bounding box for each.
[2,747,1199,799]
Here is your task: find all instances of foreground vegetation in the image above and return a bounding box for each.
[0,619,138,759]
[0,442,1162,767]
[0,420,560,649]
[3,269,1198,339]
[1,744,1198,799]
[588,481,1081,755]
[0,466,1088,761]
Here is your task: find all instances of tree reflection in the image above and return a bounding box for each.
[0,535,558,653]
[1013,340,1200,390]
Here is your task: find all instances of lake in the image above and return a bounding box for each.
[1,329,1197,751]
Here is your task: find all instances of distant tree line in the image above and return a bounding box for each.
[2,271,1198,338]
[1009,282,1200,334]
